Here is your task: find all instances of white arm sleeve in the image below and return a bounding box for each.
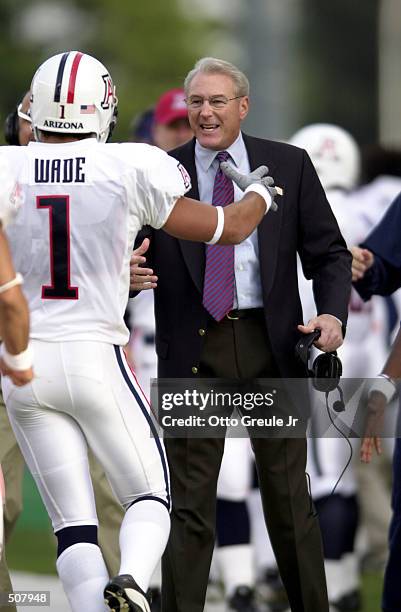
[135,147,192,229]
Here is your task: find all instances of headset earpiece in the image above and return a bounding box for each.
[312,351,342,392]
[295,329,344,405]
[106,107,118,142]
[4,108,20,146]
[296,331,350,498]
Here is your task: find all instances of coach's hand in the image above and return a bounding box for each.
[220,162,279,211]
[129,238,158,291]
[298,314,343,352]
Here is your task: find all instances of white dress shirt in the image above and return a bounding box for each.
[194,133,263,310]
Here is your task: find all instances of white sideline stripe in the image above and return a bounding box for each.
[10,572,69,612]
[10,571,228,611]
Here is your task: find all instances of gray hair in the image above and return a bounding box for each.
[184,57,249,97]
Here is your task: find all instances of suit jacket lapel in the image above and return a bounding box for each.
[243,134,284,301]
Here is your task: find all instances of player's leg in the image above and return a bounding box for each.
[88,450,123,577]
[73,344,170,612]
[0,397,24,612]
[216,436,258,611]
[247,469,289,612]
[307,435,360,611]
[127,295,161,610]
[2,341,109,612]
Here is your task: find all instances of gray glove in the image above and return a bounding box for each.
[220,162,278,212]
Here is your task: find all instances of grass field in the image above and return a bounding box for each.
[6,471,384,612]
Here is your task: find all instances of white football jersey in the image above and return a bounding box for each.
[346,175,401,241]
[2,139,190,344]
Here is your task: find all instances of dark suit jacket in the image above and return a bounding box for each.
[138,133,351,378]
[354,192,401,299]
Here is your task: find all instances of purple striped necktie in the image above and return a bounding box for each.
[202,151,235,321]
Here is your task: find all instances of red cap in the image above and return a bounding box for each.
[154,88,188,125]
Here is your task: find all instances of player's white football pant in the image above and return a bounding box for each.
[2,340,170,532]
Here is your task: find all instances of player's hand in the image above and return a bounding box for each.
[360,390,386,463]
[220,162,279,211]
[0,358,33,386]
[298,314,343,352]
[350,246,374,281]
[130,238,158,291]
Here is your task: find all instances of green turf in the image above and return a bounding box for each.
[361,571,383,612]
[6,469,56,574]
[7,529,57,575]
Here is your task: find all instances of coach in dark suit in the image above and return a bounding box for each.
[135,58,351,612]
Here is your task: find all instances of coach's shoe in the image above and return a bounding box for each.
[228,585,259,611]
[331,589,362,611]
[146,586,161,612]
[104,574,151,612]
[256,568,289,612]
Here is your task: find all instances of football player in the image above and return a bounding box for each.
[1,90,129,610]
[0,160,33,566]
[0,51,276,612]
[291,123,376,612]
[0,154,33,388]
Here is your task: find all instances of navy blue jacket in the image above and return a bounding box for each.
[137,134,351,378]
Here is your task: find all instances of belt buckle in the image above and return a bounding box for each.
[226,310,239,320]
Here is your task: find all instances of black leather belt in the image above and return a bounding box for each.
[225,308,264,320]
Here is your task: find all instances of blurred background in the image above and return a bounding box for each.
[1,0,401,146]
[2,1,401,610]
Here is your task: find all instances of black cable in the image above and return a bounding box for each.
[307,388,353,517]
[325,390,353,496]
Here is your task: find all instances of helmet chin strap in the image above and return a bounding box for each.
[33,126,41,142]
[98,130,109,144]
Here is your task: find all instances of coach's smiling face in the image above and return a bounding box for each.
[186,72,249,151]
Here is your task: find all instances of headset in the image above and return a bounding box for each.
[295,329,344,412]
[295,329,352,503]
[4,107,20,145]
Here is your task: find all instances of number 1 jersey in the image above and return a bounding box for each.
[2,139,191,345]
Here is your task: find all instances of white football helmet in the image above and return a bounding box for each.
[290,123,361,191]
[30,51,117,143]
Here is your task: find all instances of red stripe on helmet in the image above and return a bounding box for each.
[66,52,83,103]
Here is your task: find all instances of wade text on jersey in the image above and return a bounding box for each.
[34,157,86,183]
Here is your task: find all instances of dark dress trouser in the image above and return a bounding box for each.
[382,406,401,612]
[161,312,329,612]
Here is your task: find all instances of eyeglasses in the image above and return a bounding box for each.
[184,95,243,110]
[17,103,31,123]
